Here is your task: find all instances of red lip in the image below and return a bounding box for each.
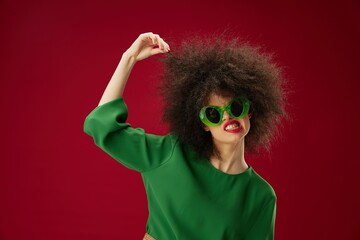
[223,120,242,133]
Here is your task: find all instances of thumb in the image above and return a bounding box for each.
[150,48,167,56]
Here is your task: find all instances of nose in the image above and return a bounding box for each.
[222,110,232,121]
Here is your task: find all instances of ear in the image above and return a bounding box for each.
[248,113,252,119]
[203,125,210,132]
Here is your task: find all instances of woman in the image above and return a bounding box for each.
[84,32,285,239]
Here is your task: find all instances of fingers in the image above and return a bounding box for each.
[139,32,170,52]
[154,34,170,52]
[151,48,166,56]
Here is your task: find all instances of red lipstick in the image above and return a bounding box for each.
[223,120,242,133]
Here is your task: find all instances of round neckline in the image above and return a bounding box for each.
[205,159,252,177]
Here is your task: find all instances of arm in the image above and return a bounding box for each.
[245,197,277,240]
[84,32,174,172]
[98,32,170,106]
[84,98,177,172]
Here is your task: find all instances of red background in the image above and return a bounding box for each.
[1,1,359,239]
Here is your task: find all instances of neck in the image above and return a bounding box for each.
[210,139,248,174]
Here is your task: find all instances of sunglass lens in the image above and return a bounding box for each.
[230,99,244,117]
[205,107,221,124]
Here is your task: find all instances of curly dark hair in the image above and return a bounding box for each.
[159,34,286,159]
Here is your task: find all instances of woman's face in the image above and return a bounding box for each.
[203,93,251,147]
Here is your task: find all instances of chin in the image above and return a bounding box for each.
[216,134,245,145]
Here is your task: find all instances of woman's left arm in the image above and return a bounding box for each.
[245,197,277,240]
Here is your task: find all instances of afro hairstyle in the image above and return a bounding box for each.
[159,33,287,159]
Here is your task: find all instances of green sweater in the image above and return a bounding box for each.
[83,97,276,240]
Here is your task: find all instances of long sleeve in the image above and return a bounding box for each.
[83,97,177,172]
[245,197,277,240]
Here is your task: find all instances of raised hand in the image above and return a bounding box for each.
[97,32,170,105]
[125,32,170,61]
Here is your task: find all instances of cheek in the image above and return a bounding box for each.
[241,118,251,133]
[207,127,222,137]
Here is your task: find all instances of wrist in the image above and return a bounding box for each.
[121,51,137,64]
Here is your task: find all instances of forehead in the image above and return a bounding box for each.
[206,92,233,106]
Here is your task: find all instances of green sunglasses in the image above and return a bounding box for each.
[199,97,251,126]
